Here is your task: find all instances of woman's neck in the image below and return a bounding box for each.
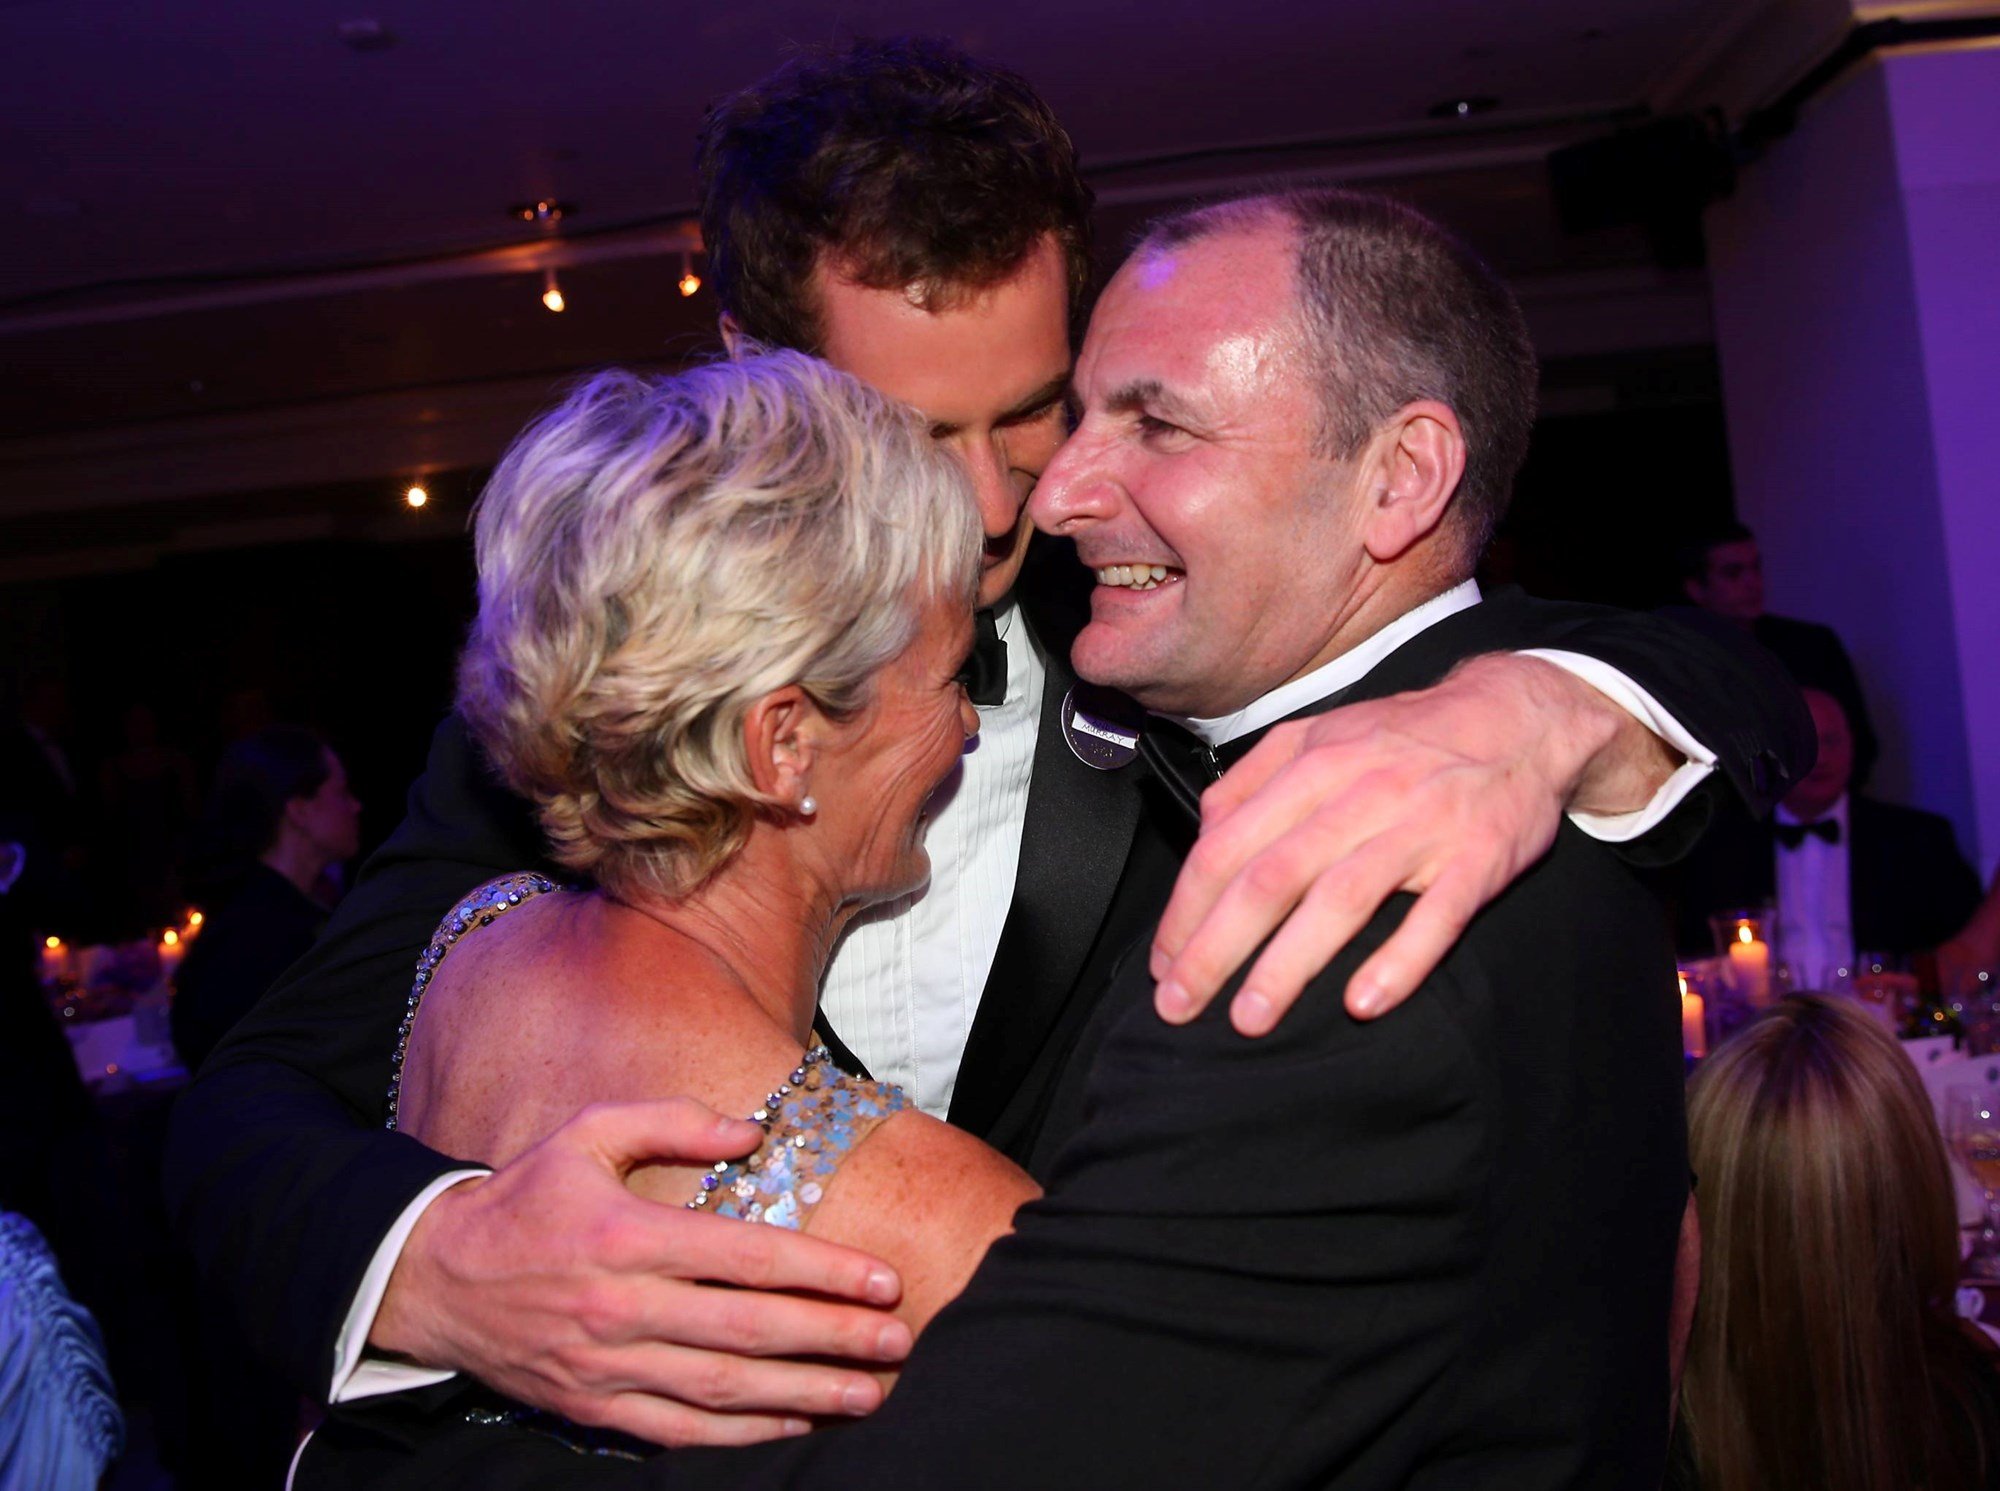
[606,834,843,1047]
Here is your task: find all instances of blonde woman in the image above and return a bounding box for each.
[1679,995,2000,1489]
[389,354,1039,1443]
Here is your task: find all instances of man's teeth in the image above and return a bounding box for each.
[1095,563,1174,591]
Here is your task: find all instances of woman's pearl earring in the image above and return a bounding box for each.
[799,795,818,817]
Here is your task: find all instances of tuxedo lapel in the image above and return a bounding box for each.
[948,626,1145,1138]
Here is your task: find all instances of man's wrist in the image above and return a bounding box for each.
[1452,653,1619,804]
[366,1173,488,1363]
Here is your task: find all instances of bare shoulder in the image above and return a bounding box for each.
[807,1108,1039,1336]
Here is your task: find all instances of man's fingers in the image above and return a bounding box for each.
[584,1394,814,1450]
[570,1097,765,1171]
[580,1341,887,1421]
[619,1279,912,1363]
[1212,838,1414,1035]
[1155,805,1396,1022]
[1343,867,1488,1019]
[633,1206,901,1305]
[1151,755,1382,990]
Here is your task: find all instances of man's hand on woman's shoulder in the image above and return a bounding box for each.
[370,1097,913,1447]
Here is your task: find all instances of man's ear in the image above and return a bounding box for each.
[718,312,746,359]
[742,686,821,807]
[1360,400,1466,564]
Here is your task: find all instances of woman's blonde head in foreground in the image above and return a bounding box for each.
[1683,993,1990,1491]
[458,350,980,902]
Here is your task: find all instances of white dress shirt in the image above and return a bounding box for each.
[329,579,1714,1402]
[818,599,1044,1117]
[1773,794,1853,985]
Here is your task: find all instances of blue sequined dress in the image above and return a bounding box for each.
[386,875,910,1455]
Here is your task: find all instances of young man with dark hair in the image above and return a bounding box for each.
[172,39,1809,1460]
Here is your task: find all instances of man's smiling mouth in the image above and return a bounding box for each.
[1093,564,1182,591]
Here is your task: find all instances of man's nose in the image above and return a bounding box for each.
[1027,433,1114,536]
[959,444,1024,539]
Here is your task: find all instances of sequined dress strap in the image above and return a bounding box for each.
[690,1044,908,1231]
[386,871,562,1130]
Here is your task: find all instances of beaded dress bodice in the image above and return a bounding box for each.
[388,873,909,1234]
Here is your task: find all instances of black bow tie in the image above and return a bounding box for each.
[957,608,1008,707]
[1138,719,1266,825]
[1774,817,1840,849]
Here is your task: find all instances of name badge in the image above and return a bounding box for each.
[1061,686,1143,771]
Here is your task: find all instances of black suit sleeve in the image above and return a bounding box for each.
[163,715,550,1395]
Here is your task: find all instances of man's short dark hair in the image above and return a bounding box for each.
[1675,519,1755,584]
[1140,189,1539,565]
[696,38,1094,354]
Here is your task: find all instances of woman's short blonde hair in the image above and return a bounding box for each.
[457,350,980,902]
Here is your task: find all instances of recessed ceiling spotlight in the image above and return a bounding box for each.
[512,200,575,225]
[337,19,397,52]
[1428,96,1500,120]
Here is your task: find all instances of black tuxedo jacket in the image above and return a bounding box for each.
[165,562,1811,1401]
[1664,791,1983,958]
[301,590,1700,1490]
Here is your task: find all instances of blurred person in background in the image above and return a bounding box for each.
[1667,687,1981,978]
[165,725,361,1487]
[1678,519,1880,789]
[1676,995,2000,1490]
[172,724,362,1073]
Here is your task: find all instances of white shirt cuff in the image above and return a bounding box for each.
[1517,649,1718,845]
[328,1167,490,1403]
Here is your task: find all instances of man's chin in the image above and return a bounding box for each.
[1070,627,1183,712]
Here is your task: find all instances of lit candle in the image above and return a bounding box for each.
[37,935,67,987]
[1727,921,1772,1008]
[1680,973,1708,1060]
[182,908,205,942]
[157,927,185,984]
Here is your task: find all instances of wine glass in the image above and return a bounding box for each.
[1946,1083,2000,1277]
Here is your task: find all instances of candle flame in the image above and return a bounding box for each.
[44,935,60,950]
[187,910,204,929]
[1737,924,1754,945]
[162,929,180,947]
[1679,973,1690,997]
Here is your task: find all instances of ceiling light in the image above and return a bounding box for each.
[512,200,573,225]
[541,269,566,313]
[405,484,429,509]
[677,251,701,298]
[1428,96,1500,120]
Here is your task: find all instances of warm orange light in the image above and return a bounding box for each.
[677,270,701,297]
[1737,923,1754,945]
[1678,973,1689,997]
[187,910,204,929]
[405,485,429,509]
[44,935,60,950]
[541,285,566,313]
[161,928,180,947]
